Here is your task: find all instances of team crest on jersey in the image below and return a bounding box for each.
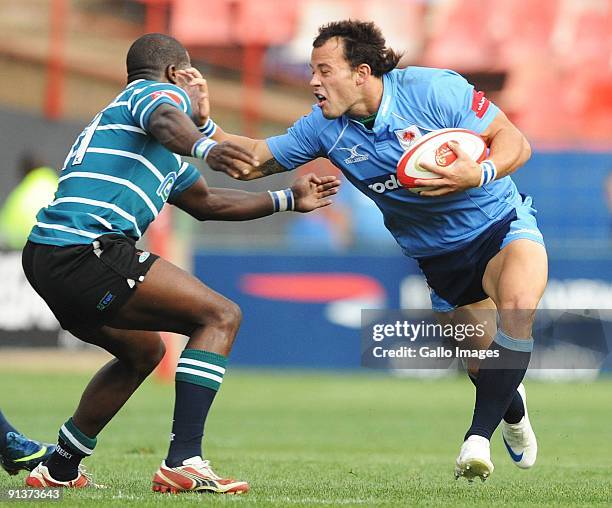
[394,125,421,150]
[337,143,369,164]
[157,172,177,202]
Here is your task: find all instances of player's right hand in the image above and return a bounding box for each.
[206,141,259,179]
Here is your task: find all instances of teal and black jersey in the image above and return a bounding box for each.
[29,79,201,247]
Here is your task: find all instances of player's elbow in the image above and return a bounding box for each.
[521,135,532,164]
[192,195,223,222]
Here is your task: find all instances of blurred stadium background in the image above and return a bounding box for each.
[0,1,611,375]
[0,1,611,504]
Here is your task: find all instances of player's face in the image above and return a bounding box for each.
[310,38,360,119]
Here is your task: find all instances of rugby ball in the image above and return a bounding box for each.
[397,128,487,193]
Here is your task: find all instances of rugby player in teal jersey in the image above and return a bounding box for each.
[184,20,547,482]
[21,33,339,492]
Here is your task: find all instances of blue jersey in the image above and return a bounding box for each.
[29,80,200,247]
[267,67,524,258]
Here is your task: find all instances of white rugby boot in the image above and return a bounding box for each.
[455,435,494,482]
[501,383,537,469]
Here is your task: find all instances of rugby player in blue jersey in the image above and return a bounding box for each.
[21,33,340,492]
[190,20,547,482]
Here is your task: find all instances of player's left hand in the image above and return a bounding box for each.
[414,141,482,197]
[291,174,341,212]
[175,67,210,127]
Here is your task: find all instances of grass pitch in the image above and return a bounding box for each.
[0,368,611,506]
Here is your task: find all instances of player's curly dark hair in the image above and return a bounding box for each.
[313,20,401,77]
[126,33,190,82]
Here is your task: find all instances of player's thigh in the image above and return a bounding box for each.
[106,257,240,335]
[436,298,497,374]
[482,239,547,308]
[69,325,166,370]
[482,239,547,338]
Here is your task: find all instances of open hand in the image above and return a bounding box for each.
[291,173,341,212]
[175,67,210,127]
[414,141,482,197]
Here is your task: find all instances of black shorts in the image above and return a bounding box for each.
[416,210,517,310]
[22,234,158,330]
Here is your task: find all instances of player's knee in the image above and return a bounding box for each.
[133,339,166,375]
[213,300,242,333]
[498,293,540,312]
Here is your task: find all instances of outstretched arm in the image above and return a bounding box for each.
[173,173,340,221]
[175,67,298,181]
[212,127,287,180]
[147,103,259,176]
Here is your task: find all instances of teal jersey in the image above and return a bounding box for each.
[29,79,201,247]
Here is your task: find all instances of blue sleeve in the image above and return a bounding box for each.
[428,70,499,133]
[266,108,324,170]
[130,83,192,132]
[168,162,200,203]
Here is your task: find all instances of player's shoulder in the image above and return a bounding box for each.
[391,66,467,91]
[127,79,190,110]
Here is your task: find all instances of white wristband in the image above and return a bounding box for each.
[198,118,217,137]
[191,137,217,161]
[268,189,295,212]
[479,160,497,187]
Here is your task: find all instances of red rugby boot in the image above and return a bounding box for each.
[152,457,249,494]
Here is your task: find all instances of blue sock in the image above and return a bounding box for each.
[0,410,19,452]
[166,350,227,467]
[465,331,533,441]
[468,373,525,424]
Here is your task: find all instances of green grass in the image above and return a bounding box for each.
[1,369,611,506]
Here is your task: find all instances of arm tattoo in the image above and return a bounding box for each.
[259,157,287,176]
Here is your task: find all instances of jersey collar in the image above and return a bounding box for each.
[346,72,395,134]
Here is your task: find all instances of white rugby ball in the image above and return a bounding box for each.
[396,128,487,193]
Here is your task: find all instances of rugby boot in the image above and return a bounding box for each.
[152,456,249,494]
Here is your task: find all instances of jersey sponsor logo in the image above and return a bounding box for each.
[471,90,490,119]
[156,172,177,202]
[366,173,402,194]
[151,90,183,106]
[337,143,369,164]
[394,125,422,150]
[434,142,458,167]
